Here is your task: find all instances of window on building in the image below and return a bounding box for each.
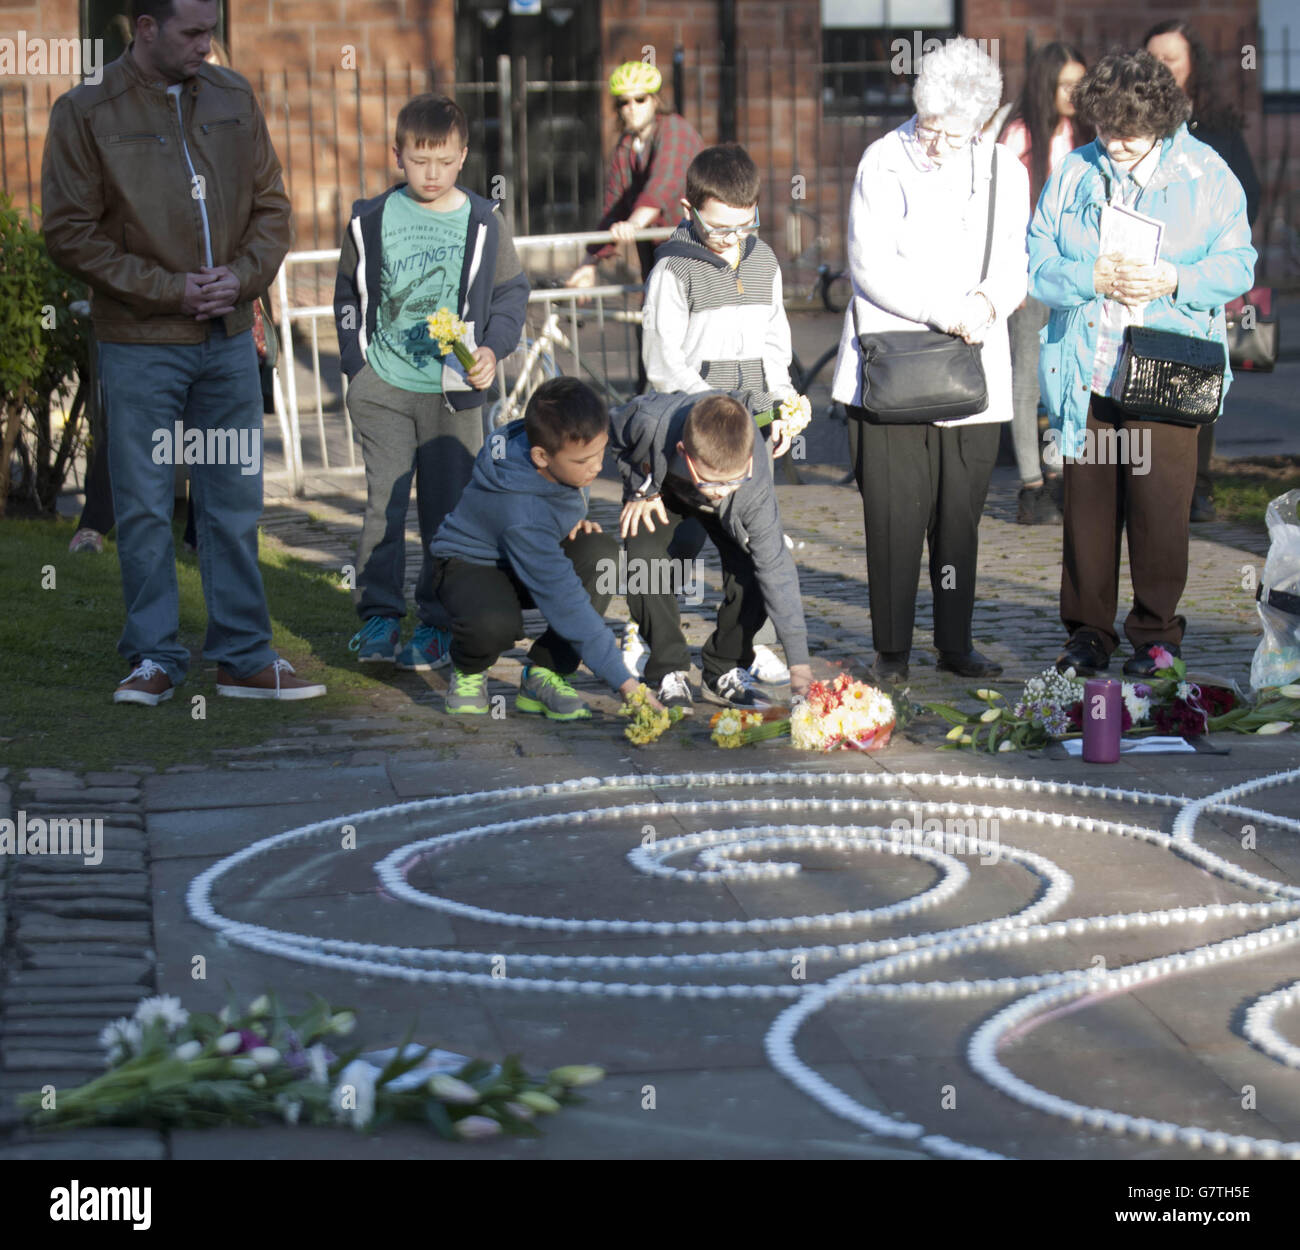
[1260,0,1298,108]
[821,0,956,119]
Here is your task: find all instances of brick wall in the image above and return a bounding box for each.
[2,0,456,241]
[6,0,1293,284]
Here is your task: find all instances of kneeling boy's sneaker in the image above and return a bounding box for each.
[446,667,490,715]
[348,616,400,663]
[396,624,452,671]
[114,659,174,706]
[704,667,773,709]
[217,658,326,701]
[657,671,694,715]
[517,665,591,721]
[747,643,789,684]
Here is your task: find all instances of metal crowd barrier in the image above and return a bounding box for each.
[270,227,671,495]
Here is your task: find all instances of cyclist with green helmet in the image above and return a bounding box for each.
[566,60,704,292]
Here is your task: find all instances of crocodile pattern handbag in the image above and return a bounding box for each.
[1116,326,1224,426]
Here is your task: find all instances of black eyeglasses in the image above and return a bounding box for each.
[617,95,651,108]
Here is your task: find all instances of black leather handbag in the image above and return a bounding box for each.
[1116,325,1225,426]
[852,150,996,425]
[1225,314,1279,372]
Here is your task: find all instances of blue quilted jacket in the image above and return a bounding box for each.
[1028,125,1255,457]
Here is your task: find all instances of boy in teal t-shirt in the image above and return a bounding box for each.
[333,94,529,670]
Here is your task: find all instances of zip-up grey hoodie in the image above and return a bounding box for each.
[608,390,809,669]
[430,421,627,692]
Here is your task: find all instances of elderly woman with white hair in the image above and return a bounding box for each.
[832,38,1029,683]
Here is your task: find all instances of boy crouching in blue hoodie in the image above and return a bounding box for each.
[430,378,662,718]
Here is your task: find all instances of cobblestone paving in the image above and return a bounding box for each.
[258,462,1270,721]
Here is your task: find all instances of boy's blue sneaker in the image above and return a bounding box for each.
[516,665,591,721]
[396,624,453,671]
[348,616,400,663]
[446,667,490,715]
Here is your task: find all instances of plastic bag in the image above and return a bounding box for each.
[1251,489,1300,691]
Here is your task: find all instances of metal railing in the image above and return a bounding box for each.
[270,227,671,494]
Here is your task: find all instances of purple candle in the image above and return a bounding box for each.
[1082,678,1122,763]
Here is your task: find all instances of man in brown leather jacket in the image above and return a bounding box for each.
[42,0,325,705]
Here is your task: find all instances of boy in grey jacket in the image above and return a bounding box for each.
[612,391,812,711]
[641,143,799,686]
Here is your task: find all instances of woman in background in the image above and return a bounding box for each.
[1145,18,1261,523]
[997,42,1093,526]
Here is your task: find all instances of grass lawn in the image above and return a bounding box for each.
[0,516,438,772]
[1209,455,1300,526]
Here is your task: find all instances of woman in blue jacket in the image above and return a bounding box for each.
[1029,51,1255,679]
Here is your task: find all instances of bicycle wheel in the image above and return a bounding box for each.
[820,268,852,314]
[790,351,808,394]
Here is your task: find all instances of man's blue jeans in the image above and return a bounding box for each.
[97,324,276,684]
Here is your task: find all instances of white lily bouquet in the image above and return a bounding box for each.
[21,992,602,1139]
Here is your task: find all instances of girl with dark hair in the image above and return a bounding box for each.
[998,42,1093,525]
[1145,19,1261,524]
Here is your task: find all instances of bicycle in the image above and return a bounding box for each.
[489,312,569,428]
[786,204,852,313]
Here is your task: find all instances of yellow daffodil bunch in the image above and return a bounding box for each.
[619,683,684,745]
[425,307,477,370]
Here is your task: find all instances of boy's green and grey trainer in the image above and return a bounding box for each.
[516,665,591,720]
[445,667,490,715]
[348,615,400,663]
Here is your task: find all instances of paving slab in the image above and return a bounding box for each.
[143,763,397,811]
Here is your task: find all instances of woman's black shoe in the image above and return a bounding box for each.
[1123,641,1181,677]
[1016,483,1063,525]
[1056,634,1109,675]
[936,649,1003,678]
[871,650,909,682]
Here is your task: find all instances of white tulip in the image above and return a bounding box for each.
[428,1075,479,1104]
